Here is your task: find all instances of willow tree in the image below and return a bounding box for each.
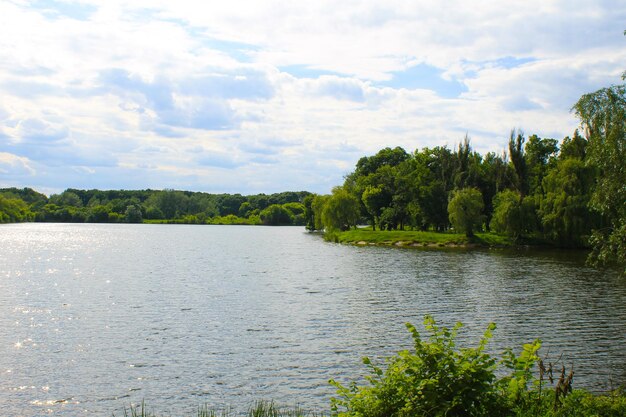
[573,84,626,271]
[448,188,484,238]
[322,187,360,232]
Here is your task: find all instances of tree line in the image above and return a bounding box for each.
[304,83,625,271]
[0,188,311,226]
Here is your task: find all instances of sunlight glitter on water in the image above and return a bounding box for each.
[0,223,624,416]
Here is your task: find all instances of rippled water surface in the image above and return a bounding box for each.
[1,223,625,416]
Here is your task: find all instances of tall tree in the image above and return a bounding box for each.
[573,84,626,270]
[322,187,360,232]
[539,158,597,246]
[525,134,558,195]
[447,188,484,238]
[508,129,529,197]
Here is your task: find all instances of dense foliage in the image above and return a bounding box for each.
[307,83,625,271]
[0,188,310,226]
[330,316,626,417]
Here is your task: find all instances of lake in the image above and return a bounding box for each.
[0,223,624,416]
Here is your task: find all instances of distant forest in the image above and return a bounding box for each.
[0,188,311,226]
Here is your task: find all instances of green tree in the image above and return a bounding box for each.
[573,84,626,270]
[322,187,360,232]
[282,202,305,225]
[311,194,330,231]
[559,130,587,161]
[124,205,143,223]
[447,188,484,237]
[0,194,33,222]
[490,190,536,240]
[362,185,386,230]
[525,134,558,195]
[238,201,253,218]
[260,204,292,225]
[86,205,110,223]
[354,146,410,177]
[49,190,83,208]
[148,190,189,219]
[509,130,529,197]
[303,194,316,231]
[539,158,597,246]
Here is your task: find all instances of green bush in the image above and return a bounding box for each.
[330,316,507,417]
[329,316,626,417]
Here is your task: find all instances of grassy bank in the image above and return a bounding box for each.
[332,228,516,248]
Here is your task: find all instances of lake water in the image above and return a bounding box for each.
[0,223,625,416]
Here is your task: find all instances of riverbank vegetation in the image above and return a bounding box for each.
[0,188,311,226]
[332,229,516,247]
[116,316,626,417]
[305,82,625,272]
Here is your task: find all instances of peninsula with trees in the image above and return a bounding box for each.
[304,83,625,272]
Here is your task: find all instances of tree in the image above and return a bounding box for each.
[282,202,305,225]
[480,151,512,229]
[49,190,83,208]
[539,158,597,246]
[311,194,330,231]
[362,185,386,230]
[86,205,110,223]
[447,188,484,237]
[260,204,292,225]
[0,194,33,222]
[573,84,626,270]
[354,146,410,177]
[124,205,143,223]
[525,134,558,195]
[559,130,587,161]
[303,194,316,231]
[508,130,529,197]
[322,187,360,232]
[490,190,536,240]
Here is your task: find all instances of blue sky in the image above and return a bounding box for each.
[0,0,625,195]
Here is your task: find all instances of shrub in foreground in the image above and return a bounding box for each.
[330,316,507,416]
[329,315,626,417]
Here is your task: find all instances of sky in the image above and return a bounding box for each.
[0,1,625,195]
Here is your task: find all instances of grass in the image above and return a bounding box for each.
[333,228,516,248]
[115,389,626,417]
[116,400,322,417]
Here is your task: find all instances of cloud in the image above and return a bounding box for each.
[502,96,543,112]
[179,70,274,100]
[15,118,69,144]
[378,63,468,98]
[28,0,98,21]
[0,152,36,176]
[0,0,625,194]
[1,79,63,98]
[98,68,273,130]
[314,76,366,102]
[195,151,243,169]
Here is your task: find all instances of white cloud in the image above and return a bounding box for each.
[0,152,36,176]
[0,0,624,193]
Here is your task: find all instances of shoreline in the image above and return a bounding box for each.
[330,229,574,250]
